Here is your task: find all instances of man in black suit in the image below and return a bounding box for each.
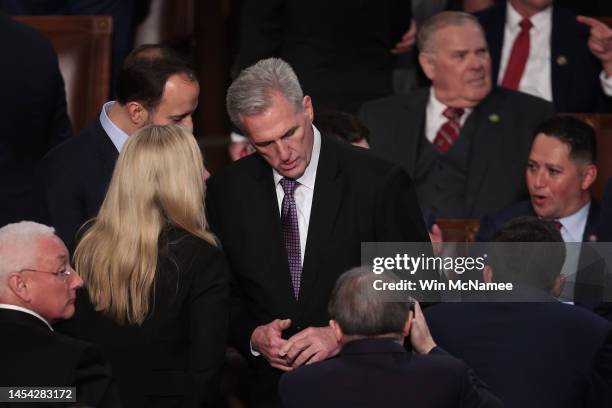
[0,12,71,227]
[0,221,119,407]
[426,217,612,407]
[279,266,502,408]
[237,0,414,114]
[41,44,199,252]
[206,58,429,406]
[475,0,612,112]
[360,11,554,220]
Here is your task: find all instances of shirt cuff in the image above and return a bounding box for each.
[250,340,261,357]
[600,70,612,96]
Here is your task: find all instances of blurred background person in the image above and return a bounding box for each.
[71,125,229,407]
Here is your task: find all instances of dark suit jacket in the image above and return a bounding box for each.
[206,134,429,404]
[425,301,612,408]
[66,228,230,408]
[0,308,120,408]
[41,119,117,253]
[476,2,612,113]
[279,338,502,408]
[598,177,612,242]
[477,199,601,242]
[0,12,72,227]
[359,87,554,218]
[237,0,411,114]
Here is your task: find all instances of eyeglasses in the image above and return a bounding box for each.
[18,266,73,283]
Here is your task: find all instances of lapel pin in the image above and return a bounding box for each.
[488,113,500,123]
[556,55,568,66]
[588,234,598,242]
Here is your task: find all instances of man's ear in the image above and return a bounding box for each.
[303,95,314,122]
[329,320,344,343]
[483,264,493,284]
[580,164,597,191]
[7,273,30,302]
[126,101,149,127]
[401,310,414,337]
[419,52,436,81]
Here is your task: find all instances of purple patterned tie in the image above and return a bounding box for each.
[280,178,302,299]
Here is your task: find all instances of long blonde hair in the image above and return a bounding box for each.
[75,124,217,325]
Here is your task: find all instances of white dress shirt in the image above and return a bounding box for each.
[0,303,53,331]
[499,3,612,101]
[425,88,473,144]
[272,125,321,264]
[99,101,129,152]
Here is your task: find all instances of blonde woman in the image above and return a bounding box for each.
[72,125,229,408]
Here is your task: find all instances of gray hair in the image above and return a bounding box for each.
[226,58,304,131]
[418,11,483,53]
[328,267,411,337]
[0,221,56,294]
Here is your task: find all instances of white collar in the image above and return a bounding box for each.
[0,303,53,331]
[507,1,552,34]
[99,101,129,152]
[558,201,590,242]
[273,124,321,190]
[428,87,473,122]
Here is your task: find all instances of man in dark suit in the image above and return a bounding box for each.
[279,266,502,408]
[237,0,414,114]
[426,217,612,407]
[360,11,554,220]
[478,116,599,242]
[0,12,71,227]
[41,44,199,252]
[0,221,120,407]
[475,0,612,112]
[206,58,429,406]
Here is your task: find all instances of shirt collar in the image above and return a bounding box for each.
[428,87,472,121]
[506,1,552,33]
[99,101,129,152]
[558,201,590,242]
[0,304,53,331]
[273,124,321,190]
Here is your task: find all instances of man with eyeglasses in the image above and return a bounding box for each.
[0,221,120,407]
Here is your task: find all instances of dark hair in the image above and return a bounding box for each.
[489,217,565,292]
[534,116,597,164]
[314,111,370,144]
[116,44,197,110]
[328,267,411,337]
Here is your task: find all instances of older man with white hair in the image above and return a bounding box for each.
[0,221,119,407]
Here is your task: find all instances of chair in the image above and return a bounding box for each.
[14,16,112,133]
[436,219,481,243]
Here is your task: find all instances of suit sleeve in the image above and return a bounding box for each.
[186,246,230,407]
[589,330,612,406]
[73,345,122,408]
[40,152,86,254]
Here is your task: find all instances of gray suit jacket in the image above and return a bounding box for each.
[359,87,554,218]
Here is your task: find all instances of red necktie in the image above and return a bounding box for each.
[433,107,464,154]
[501,18,533,90]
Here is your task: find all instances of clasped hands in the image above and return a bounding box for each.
[250,319,340,372]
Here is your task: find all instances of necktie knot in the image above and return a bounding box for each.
[552,220,563,231]
[443,107,464,122]
[520,18,532,31]
[280,178,299,195]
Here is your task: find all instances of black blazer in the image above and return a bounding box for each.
[41,119,117,253]
[598,177,612,242]
[426,301,612,408]
[69,228,230,408]
[0,12,72,227]
[237,0,411,114]
[359,87,554,218]
[279,338,502,408]
[206,134,429,403]
[0,308,120,408]
[476,2,612,113]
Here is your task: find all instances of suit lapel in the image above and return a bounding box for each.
[298,135,343,310]
[550,7,570,111]
[464,90,504,215]
[249,156,300,311]
[583,199,600,242]
[485,4,506,82]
